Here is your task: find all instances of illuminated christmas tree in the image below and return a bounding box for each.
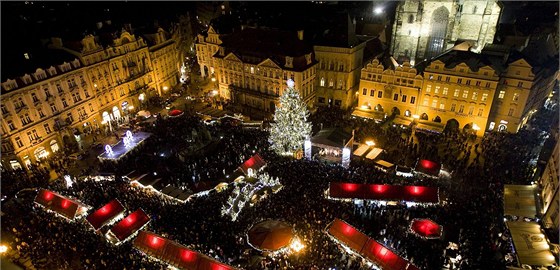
[269,79,312,155]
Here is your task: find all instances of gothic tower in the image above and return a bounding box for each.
[390,0,502,64]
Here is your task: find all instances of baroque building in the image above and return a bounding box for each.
[391,0,501,63]
[356,45,557,135]
[1,26,179,170]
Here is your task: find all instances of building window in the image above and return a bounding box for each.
[429,75,434,80]
[468,106,474,115]
[362,88,367,95]
[15,137,23,148]
[485,82,490,88]
[89,103,94,112]
[31,93,39,102]
[84,89,90,98]
[481,93,488,102]
[442,87,448,95]
[508,108,514,116]
[402,95,407,102]
[426,85,431,93]
[408,14,414,23]
[457,78,462,84]
[67,112,74,123]
[475,81,481,87]
[334,100,342,107]
[57,84,63,93]
[517,82,523,88]
[250,67,254,74]
[377,91,383,98]
[38,108,45,118]
[328,79,334,87]
[62,99,68,108]
[458,105,465,113]
[512,93,519,102]
[1,105,7,114]
[450,103,456,112]
[466,80,471,86]
[410,96,415,104]
[423,99,429,106]
[370,90,375,96]
[44,88,51,98]
[7,120,16,131]
[498,90,505,99]
[477,108,483,116]
[434,86,440,94]
[445,77,450,82]
[50,103,57,113]
[439,102,445,110]
[431,99,438,108]
[472,92,478,100]
[437,76,442,81]
[318,97,325,103]
[393,93,399,101]
[454,89,460,97]
[462,90,469,99]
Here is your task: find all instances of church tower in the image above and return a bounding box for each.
[390,0,502,64]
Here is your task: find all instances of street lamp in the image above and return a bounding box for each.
[0,244,7,254]
[374,7,383,14]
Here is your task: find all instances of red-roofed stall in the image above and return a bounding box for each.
[86,199,126,230]
[34,189,88,220]
[133,231,237,270]
[414,159,441,178]
[108,208,150,243]
[410,218,442,239]
[326,219,419,270]
[328,182,439,204]
[237,154,266,176]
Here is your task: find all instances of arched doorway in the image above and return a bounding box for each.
[270,101,276,113]
[203,66,209,78]
[420,113,428,120]
[34,146,48,160]
[102,111,111,123]
[463,123,472,132]
[391,107,400,115]
[433,116,442,122]
[444,119,459,133]
[404,110,411,117]
[112,106,121,119]
[425,6,449,59]
[375,104,384,112]
[498,124,507,132]
[50,139,59,153]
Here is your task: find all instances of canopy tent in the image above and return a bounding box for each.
[168,109,184,117]
[247,220,294,251]
[365,148,383,160]
[108,208,150,243]
[353,144,371,157]
[415,123,444,134]
[311,128,354,150]
[237,154,267,176]
[196,107,228,119]
[375,160,394,170]
[97,131,152,161]
[414,159,441,177]
[328,182,439,204]
[326,219,419,270]
[351,109,385,121]
[396,166,414,177]
[86,199,126,230]
[134,230,237,270]
[34,189,88,220]
[506,221,556,267]
[137,110,151,118]
[410,218,443,239]
[392,117,412,127]
[504,185,537,219]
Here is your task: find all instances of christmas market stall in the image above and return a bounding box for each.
[326,219,419,270]
[98,131,151,162]
[106,208,150,245]
[86,199,126,231]
[327,182,440,206]
[133,230,238,270]
[409,218,443,239]
[34,189,89,220]
[413,159,441,178]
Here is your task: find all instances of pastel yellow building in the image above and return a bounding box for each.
[1,27,179,170]
[540,137,559,232]
[355,57,423,122]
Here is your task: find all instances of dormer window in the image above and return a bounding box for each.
[24,53,30,60]
[305,54,312,65]
[285,56,293,68]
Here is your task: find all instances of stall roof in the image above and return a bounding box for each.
[238,154,267,176]
[86,199,126,230]
[134,230,238,270]
[507,221,556,267]
[351,109,385,120]
[414,159,441,177]
[110,208,150,241]
[353,144,371,157]
[375,160,394,168]
[365,148,383,160]
[329,182,439,203]
[34,189,87,220]
[392,118,412,126]
[504,185,537,218]
[415,123,444,133]
[311,128,353,149]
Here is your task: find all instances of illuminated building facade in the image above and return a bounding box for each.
[391,0,501,63]
[212,27,317,115]
[356,47,556,135]
[1,28,179,170]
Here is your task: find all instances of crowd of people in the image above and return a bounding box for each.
[1,103,557,270]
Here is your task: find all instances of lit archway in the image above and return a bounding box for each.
[112,106,121,119]
[444,119,459,133]
[391,107,400,115]
[420,113,428,120]
[50,140,59,153]
[375,104,384,112]
[405,110,411,117]
[498,124,507,132]
[433,116,442,123]
[425,6,449,59]
[102,111,111,123]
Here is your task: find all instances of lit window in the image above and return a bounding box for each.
[426,85,431,93]
[454,89,460,97]
[439,102,445,110]
[512,93,519,102]
[472,92,478,100]
[481,93,488,102]
[508,108,514,116]
[462,90,469,99]
[450,104,456,112]
[498,90,505,99]
[442,87,448,95]
[431,99,438,108]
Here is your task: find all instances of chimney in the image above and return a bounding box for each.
[297,30,304,41]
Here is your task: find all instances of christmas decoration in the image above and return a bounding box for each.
[269,79,312,156]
